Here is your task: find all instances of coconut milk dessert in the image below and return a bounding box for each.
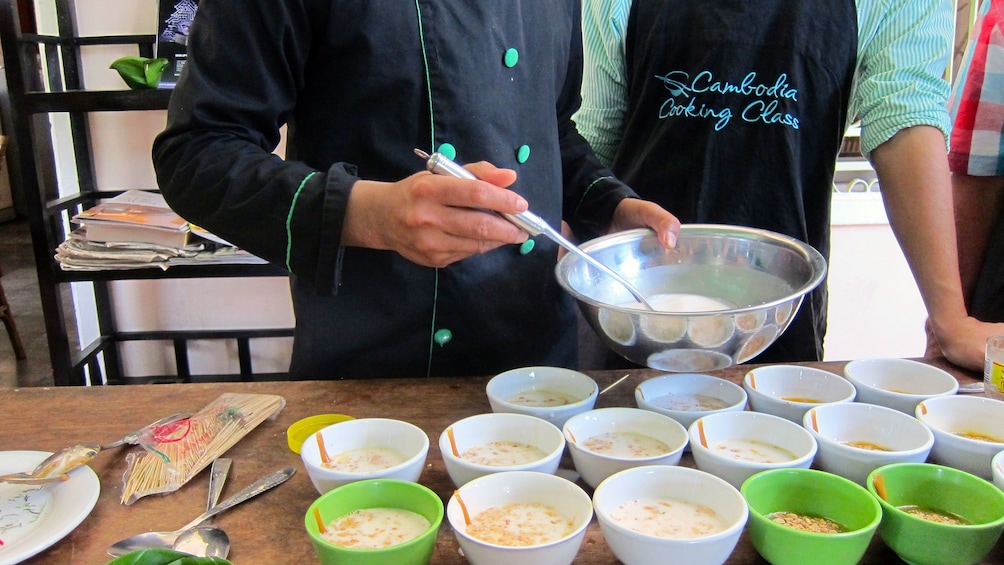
[611,498,730,538]
[508,389,579,406]
[323,446,407,472]
[582,431,671,458]
[649,393,731,412]
[322,507,431,548]
[711,438,796,463]
[460,441,548,466]
[467,502,575,546]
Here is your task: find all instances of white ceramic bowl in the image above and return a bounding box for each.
[993,450,1004,491]
[562,407,689,489]
[592,465,748,565]
[843,357,959,415]
[916,395,1004,480]
[439,412,565,488]
[300,418,430,494]
[634,373,748,431]
[688,411,817,489]
[803,402,933,485]
[446,470,592,565]
[486,366,599,428]
[743,365,856,423]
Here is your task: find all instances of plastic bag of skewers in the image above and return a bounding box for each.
[120,392,285,505]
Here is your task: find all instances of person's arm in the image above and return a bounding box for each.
[153,0,534,290]
[872,127,1004,370]
[574,0,633,167]
[952,173,1004,302]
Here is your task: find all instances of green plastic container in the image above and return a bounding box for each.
[867,462,1004,565]
[741,468,881,565]
[304,479,443,565]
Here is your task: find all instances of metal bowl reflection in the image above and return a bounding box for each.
[555,225,826,371]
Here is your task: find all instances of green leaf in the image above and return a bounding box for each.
[109,56,169,90]
[105,548,232,565]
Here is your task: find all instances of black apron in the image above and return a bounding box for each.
[609,0,858,363]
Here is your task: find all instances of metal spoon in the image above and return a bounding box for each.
[173,458,232,558]
[414,149,655,310]
[106,467,295,557]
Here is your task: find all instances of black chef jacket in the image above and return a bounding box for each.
[152,0,638,378]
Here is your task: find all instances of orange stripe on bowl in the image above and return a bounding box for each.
[447,427,460,457]
[456,490,472,525]
[316,433,332,466]
[810,409,819,432]
[313,506,327,533]
[698,419,709,448]
[748,373,757,388]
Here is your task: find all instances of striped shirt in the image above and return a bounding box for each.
[948,0,1004,175]
[576,0,953,164]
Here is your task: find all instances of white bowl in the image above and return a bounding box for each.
[688,411,817,489]
[446,470,592,565]
[634,373,748,431]
[743,365,856,423]
[916,395,1004,479]
[486,366,599,428]
[993,450,1004,491]
[592,465,748,565]
[562,407,689,489]
[843,357,959,414]
[300,418,430,494]
[803,402,933,485]
[439,412,565,488]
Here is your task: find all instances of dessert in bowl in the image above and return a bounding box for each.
[486,366,598,428]
[689,410,817,489]
[867,462,1004,565]
[439,412,565,488]
[592,465,748,565]
[803,401,934,485]
[305,478,444,565]
[562,407,689,489]
[446,470,592,565]
[301,418,430,494]
[743,364,856,424]
[634,372,748,431]
[915,395,1004,480]
[843,357,958,415]
[742,468,881,565]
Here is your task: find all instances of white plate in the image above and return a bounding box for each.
[0,450,100,565]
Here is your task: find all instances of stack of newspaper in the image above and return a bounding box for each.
[56,190,269,271]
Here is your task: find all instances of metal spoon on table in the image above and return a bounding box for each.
[173,458,232,558]
[414,149,655,310]
[106,466,295,557]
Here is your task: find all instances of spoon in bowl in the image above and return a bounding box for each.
[106,466,295,557]
[173,458,232,558]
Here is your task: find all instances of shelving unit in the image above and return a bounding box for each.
[0,0,292,385]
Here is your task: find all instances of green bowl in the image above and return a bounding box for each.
[741,468,881,565]
[304,478,444,565]
[866,463,1004,565]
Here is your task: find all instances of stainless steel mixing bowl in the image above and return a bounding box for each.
[555,225,827,372]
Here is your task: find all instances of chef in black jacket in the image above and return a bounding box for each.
[152,0,680,379]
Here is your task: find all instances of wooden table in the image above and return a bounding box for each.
[1,359,998,564]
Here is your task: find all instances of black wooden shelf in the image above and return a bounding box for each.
[0,0,294,386]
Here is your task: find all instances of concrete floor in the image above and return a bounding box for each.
[0,217,56,388]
